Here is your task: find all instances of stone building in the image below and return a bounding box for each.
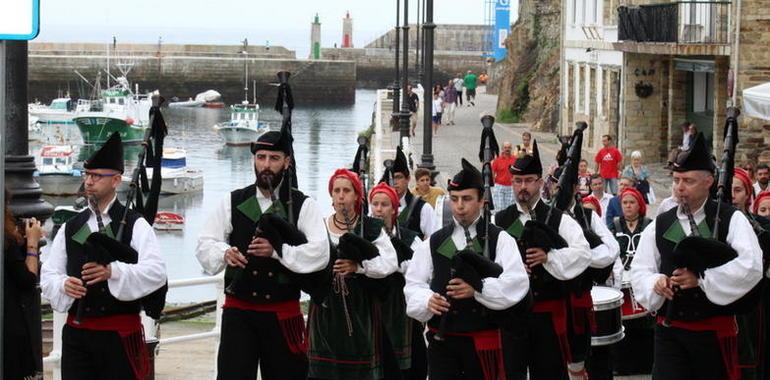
[562,0,770,164]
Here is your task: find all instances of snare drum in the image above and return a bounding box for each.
[621,272,649,320]
[591,286,624,346]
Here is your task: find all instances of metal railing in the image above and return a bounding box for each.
[618,1,731,44]
[43,274,225,380]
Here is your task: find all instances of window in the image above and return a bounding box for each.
[43,158,53,166]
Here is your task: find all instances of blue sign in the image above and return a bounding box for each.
[494,0,511,62]
[0,0,41,40]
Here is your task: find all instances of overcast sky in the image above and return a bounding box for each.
[36,1,505,57]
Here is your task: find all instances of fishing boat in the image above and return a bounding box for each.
[28,97,90,126]
[119,147,204,194]
[168,98,205,108]
[153,211,185,231]
[34,145,84,196]
[28,115,41,141]
[213,102,269,145]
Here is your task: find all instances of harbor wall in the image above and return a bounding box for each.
[27,44,355,105]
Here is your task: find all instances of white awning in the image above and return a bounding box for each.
[743,82,770,121]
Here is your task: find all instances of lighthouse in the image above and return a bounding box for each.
[310,13,321,59]
[342,11,353,48]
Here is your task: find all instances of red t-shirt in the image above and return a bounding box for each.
[595,148,622,179]
[491,155,517,186]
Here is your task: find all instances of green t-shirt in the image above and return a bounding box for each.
[464,74,478,90]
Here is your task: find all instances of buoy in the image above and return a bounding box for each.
[125,117,135,125]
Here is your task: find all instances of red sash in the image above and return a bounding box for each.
[657,315,739,380]
[223,296,307,354]
[532,299,573,363]
[569,290,597,335]
[66,314,149,379]
[427,327,506,380]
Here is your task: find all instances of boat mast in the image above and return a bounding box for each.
[242,38,249,104]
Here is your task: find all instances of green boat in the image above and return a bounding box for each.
[73,78,152,144]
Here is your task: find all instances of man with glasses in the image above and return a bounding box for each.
[388,146,436,239]
[493,140,592,379]
[41,132,167,379]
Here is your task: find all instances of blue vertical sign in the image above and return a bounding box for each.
[494,0,511,62]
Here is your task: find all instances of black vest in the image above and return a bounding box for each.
[611,216,651,271]
[655,200,737,320]
[495,201,566,301]
[225,184,308,303]
[64,201,141,317]
[427,220,501,333]
[570,205,614,290]
[400,192,427,239]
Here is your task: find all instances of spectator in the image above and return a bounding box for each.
[411,167,445,208]
[463,70,478,106]
[594,134,623,195]
[431,90,443,136]
[443,79,458,125]
[407,85,420,137]
[453,74,464,106]
[3,189,44,380]
[680,121,697,149]
[754,164,769,195]
[588,174,614,214]
[479,72,489,84]
[622,150,652,204]
[741,161,756,182]
[577,159,593,198]
[754,191,770,217]
[491,141,517,210]
[604,176,637,227]
[517,131,533,156]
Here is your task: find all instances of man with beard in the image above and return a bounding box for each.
[41,132,167,379]
[493,140,592,379]
[196,130,330,380]
[630,133,763,380]
[405,158,530,380]
[754,164,769,196]
[389,146,436,240]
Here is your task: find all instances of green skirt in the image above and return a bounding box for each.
[308,275,383,380]
[380,274,412,370]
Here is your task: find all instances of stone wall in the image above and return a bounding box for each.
[365,24,488,52]
[621,53,669,161]
[497,0,562,131]
[29,42,296,59]
[320,47,487,88]
[735,1,770,164]
[28,54,355,105]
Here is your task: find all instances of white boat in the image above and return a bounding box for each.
[28,97,90,125]
[168,98,205,108]
[35,145,84,196]
[213,102,269,146]
[168,90,223,108]
[119,147,204,194]
[28,115,41,141]
[153,211,185,231]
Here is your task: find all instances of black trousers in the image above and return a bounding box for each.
[585,345,613,380]
[503,312,568,380]
[62,324,136,380]
[217,308,307,380]
[652,324,730,380]
[426,330,485,380]
[408,321,428,380]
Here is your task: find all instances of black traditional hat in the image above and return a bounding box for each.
[671,132,716,173]
[448,158,483,192]
[251,131,291,155]
[84,132,124,173]
[392,145,409,176]
[510,140,543,177]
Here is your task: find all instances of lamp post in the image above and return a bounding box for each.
[397,0,411,144]
[415,0,421,85]
[419,0,436,172]
[418,0,427,85]
[390,0,401,115]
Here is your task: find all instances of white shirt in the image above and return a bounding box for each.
[400,194,437,239]
[496,199,592,280]
[404,215,530,322]
[196,189,330,276]
[453,78,464,91]
[585,210,621,269]
[754,182,768,197]
[40,195,167,313]
[327,218,398,279]
[630,200,763,312]
[432,98,443,115]
[598,192,614,216]
[656,196,679,217]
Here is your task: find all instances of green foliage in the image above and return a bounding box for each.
[497,108,520,123]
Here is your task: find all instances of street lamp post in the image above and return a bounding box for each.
[397,0,411,143]
[390,0,401,115]
[415,0,421,84]
[419,0,436,172]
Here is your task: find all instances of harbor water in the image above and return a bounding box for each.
[37,89,377,303]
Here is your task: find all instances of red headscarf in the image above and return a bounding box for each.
[753,191,770,215]
[368,182,400,226]
[328,169,363,215]
[581,195,602,217]
[734,168,754,209]
[620,187,647,217]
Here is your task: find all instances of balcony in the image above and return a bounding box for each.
[615,1,732,55]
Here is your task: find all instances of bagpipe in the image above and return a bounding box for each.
[76,95,169,322]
